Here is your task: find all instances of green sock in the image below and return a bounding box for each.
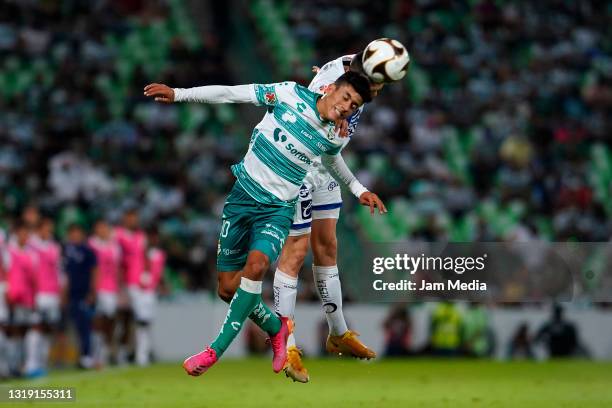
[210,284,260,357]
[249,301,281,336]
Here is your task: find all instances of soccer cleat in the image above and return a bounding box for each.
[283,346,309,383]
[326,330,376,360]
[183,346,218,376]
[269,317,294,373]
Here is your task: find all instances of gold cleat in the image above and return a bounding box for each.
[326,330,376,360]
[283,346,309,383]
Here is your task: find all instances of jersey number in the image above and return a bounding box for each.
[221,220,231,238]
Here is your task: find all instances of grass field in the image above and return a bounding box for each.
[3,358,612,407]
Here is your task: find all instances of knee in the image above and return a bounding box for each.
[242,255,270,281]
[278,236,309,276]
[217,282,235,303]
[312,234,337,264]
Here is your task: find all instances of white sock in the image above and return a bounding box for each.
[6,337,21,373]
[40,334,50,370]
[92,332,104,366]
[273,269,298,348]
[135,325,151,366]
[24,329,42,373]
[313,265,348,336]
[117,345,129,366]
[0,331,8,376]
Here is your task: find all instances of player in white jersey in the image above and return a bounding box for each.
[144,71,383,376]
[274,51,390,382]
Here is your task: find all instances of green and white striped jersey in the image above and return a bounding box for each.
[232,82,344,207]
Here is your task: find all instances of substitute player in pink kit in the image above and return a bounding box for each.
[89,219,121,367]
[114,209,147,364]
[133,227,166,366]
[5,222,39,376]
[0,227,9,378]
[26,217,62,377]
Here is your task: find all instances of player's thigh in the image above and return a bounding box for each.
[311,173,342,221]
[250,203,294,269]
[0,284,8,325]
[35,293,61,327]
[96,291,119,319]
[216,184,255,273]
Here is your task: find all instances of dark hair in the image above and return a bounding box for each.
[67,223,84,233]
[349,51,365,75]
[334,71,372,103]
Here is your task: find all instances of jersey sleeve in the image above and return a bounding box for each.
[252,82,295,107]
[174,85,257,104]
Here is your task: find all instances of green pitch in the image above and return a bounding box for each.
[5,358,612,407]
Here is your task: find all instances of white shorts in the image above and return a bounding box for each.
[32,293,61,325]
[0,283,7,324]
[290,168,342,236]
[96,291,118,318]
[10,306,34,326]
[128,286,156,323]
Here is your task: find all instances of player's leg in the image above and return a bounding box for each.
[24,307,44,377]
[184,184,292,375]
[133,289,155,366]
[0,284,9,378]
[273,184,312,383]
[93,292,117,366]
[310,179,376,359]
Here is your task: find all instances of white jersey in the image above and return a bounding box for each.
[307,55,364,167]
[231,82,344,206]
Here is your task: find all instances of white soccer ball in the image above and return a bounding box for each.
[362,38,410,83]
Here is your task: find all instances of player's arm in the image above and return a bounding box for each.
[144,82,286,106]
[321,153,387,215]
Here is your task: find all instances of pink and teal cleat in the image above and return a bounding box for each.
[269,317,294,373]
[182,346,218,376]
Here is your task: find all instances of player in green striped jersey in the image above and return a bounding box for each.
[144,72,382,376]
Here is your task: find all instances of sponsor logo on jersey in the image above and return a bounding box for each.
[286,143,312,165]
[301,200,312,219]
[328,181,339,191]
[299,184,309,198]
[347,108,362,138]
[281,111,297,123]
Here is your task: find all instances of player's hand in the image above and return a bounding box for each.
[143,83,175,103]
[359,192,387,215]
[312,65,321,74]
[335,119,349,137]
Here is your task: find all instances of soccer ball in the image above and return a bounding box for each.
[362,38,410,83]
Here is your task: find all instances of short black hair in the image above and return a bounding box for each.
[349,51,365,74]
[334,71,372,104]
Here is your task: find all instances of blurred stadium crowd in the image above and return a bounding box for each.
[0,2,611,306]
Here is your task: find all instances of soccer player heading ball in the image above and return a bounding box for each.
[273,38,409,383]
[145,70,379,377]
[145,39,408,382]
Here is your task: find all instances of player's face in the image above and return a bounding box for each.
[16,227,29,245]
[95,222,110,239]
[322,84,363,121]
[39,220,54,239]
[123,212,139,230]
[68,228,85,243]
